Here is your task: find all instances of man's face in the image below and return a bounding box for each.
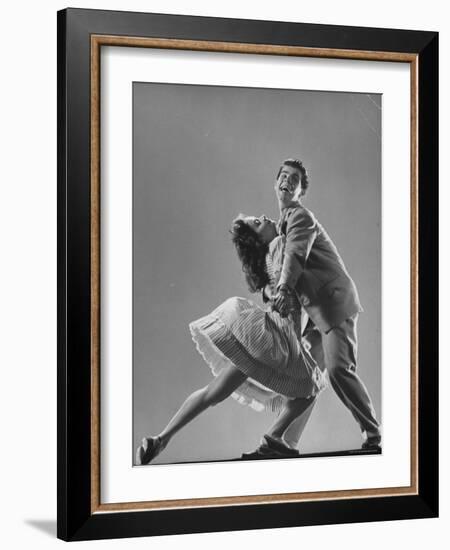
[275,164,302,206]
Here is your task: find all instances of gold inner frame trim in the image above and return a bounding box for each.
[90,34,419,514]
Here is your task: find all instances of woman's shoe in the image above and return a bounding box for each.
[135,436,163,465]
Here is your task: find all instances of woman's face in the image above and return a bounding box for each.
[243,215,278,244]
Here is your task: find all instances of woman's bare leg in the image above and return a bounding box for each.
[156,365,247,449]
[266,396,316,445]
[282,398,316,448]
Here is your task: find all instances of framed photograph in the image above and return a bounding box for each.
[57,8,438,541]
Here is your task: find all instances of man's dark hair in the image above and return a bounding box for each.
[276,158,310,194]
[230,215,269,293]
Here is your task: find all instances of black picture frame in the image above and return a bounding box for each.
[57,7,438,542]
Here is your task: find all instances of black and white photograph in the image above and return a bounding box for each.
[133,82,382,466]
[1,0,443,547]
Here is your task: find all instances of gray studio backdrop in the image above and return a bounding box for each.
[133,82,381,465]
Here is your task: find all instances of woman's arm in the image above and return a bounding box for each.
[262,284,274,303]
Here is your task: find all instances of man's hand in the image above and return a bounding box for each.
[272,284,296,318]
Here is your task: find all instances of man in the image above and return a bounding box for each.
[270,158,381,451]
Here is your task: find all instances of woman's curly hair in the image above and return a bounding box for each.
[230,215,270,293]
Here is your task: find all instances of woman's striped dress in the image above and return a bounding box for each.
[189,236,327,412]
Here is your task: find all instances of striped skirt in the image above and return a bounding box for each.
[189,296,327,412]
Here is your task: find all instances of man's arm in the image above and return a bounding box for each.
[278,207,317,290]
[273,208,317,317]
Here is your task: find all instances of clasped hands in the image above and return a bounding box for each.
[264,284,297,318]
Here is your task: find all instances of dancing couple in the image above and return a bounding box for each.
[136,159,381,465]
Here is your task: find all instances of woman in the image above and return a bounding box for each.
[136,214,326,465]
